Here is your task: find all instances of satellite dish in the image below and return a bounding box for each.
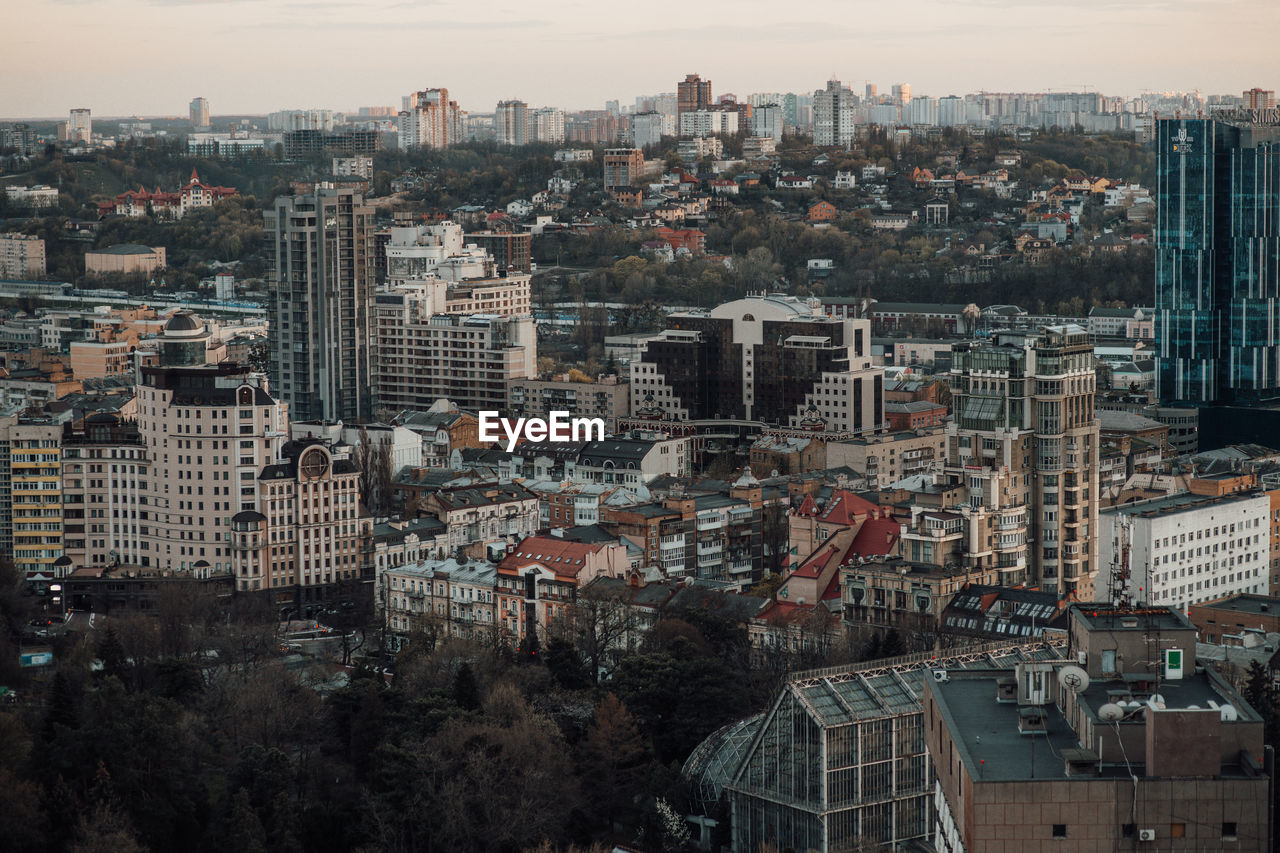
[1057,665,1090,693]
[1220,705,1239,722]
[1098,703,1124,721]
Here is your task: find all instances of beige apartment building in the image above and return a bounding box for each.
[946,325,1099,597]
[506,373,630,432]
[0,233,46,279]
[826,427,947,488]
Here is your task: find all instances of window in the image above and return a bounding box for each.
[1052,824,1066,839]
[1222,822,1237,840]
[1170,823,1185,838]
[1121,824,1136,839]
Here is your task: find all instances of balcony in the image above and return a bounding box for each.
[696,516,724,532]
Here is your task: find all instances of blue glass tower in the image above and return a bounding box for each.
[1155,115,1280,403]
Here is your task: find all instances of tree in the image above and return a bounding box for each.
[221,788,268,853]
[578,694,650,831]
[452,661,480,710]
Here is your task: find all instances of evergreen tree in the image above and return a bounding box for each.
[452,661,481,710]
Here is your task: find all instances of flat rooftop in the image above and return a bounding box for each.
[1195,593,1280,618]
[1071,606,1195,633]
[1098,489,1264,519]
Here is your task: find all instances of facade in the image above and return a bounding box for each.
[530,107,565,144]
[373,304,536,414]
[677,74,713,116]
[496,100,529,146]
[506,373,630,432]
[678,110,739,138]
[630,295,883,435]
[1155,115,1280,403]
[1099,491,1269,612]
[382,557,498,642]
[189,97,210,128]
[603,148,645,191]
[630,111,668,148]
[946,325,1100,596]
[68,108,91,144]
[813,79,856,147]
[84,244,166,277]
[826,428,947,488]
[4,186,59,209]
[927,607,1271,853]
[749,103,784,141]
[496,534,632,643]
[469,230,532,274]
[397,88,463,151]
[0,233,46,279]
[266,187,376,422]
[2,421,64,579]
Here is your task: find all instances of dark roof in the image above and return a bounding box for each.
[165,312,201,332]
[557,524,619,544]
[1191,594,1280,618]
[578,439,657,465]
[90,243,159,255]
[666,585,769,623]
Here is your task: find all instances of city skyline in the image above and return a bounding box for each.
[5,0,1278,118]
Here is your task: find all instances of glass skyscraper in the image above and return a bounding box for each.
[1155,115,1280,403]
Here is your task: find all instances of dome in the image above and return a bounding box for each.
[165,312,204,337]
[231,509,267,524]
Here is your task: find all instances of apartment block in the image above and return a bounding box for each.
[506,373,630,432]
[603,148,645,191]
[826,428,947,488]
[678,109,739,138]
[266,187,376,422]
[0,233,46,279]
[947,325,1100,596]
[382,557,498,642]
[5,421,63,578]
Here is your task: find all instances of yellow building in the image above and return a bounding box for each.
[7,422,63,578]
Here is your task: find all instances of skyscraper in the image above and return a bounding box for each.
[677,74,712,116]
[189,97,210,128]
[496,100,529,145]
[266,187,376,422]
[812,79,856,147]
[1155,114,1280,403]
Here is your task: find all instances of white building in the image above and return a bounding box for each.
[679,109,739,138]
[496,100,529,146]
[1099,492,1269,612]
[4,186,59,209]
[530,107,565,144]
[68,108,92,144]
[812,80,856,147]
[332,156,374,179]
[749,104,784,141]
[289,421,423,475]
[630,111,669,148]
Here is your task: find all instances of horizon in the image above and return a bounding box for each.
[7,0,1278,118]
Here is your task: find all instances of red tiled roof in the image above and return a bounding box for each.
[848,517,900,558]
[498,535,602,579]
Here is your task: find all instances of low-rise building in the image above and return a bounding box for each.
[84,244,166,277]
[825,429,947,489]
[506,373,630,432]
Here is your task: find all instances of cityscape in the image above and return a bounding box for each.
[2,8,1280,851]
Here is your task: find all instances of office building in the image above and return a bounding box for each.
[677,74,712,116]
[1155,114,1280,403]
[1099,491,1269,612]
[602,148,645,191]
[67,108,91,144]
[630,294,883,434]
[813,79,856,147]
[927,606,1271,853]
[0,234,46,279]
[947,325,1100,597]
[266,187,376,422]
[496,100,529,146]
[189,97,210,129]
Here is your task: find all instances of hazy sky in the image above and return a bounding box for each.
[5,0,1277,118]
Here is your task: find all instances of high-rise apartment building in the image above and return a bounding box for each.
[1154,115,1280,403]
[0,233,46,279]
[266,187,376,422]
[946,325,1099,597]
[631,295,883,434]
[496,100,529,146]
[530,107,565,144]
[189,97,210,129]
[396,88,462,151]
[812,79,856,147]
[678,110,739,138]
[892,82,912,105]
[602,148,645,191]
[1243,87,1276,110]
[630,111,667,148]
[3,421,63,578]
[677,74,712,116]
[67,108,91,144]
[749,103,784,141]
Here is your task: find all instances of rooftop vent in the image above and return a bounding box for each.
[1017,706,1047,735]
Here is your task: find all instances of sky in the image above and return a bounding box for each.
[4,0,1277,119]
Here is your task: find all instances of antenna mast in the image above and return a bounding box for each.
[1109,514,1133,609]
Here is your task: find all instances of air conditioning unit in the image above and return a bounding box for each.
[932,669,949,683]
[1077,650,1087,665]
[1138,829,1156,841]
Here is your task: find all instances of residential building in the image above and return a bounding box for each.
[677,74,712,115]
[0,234,46,279]
[372,306,536,414]
[1,421,64,580]
[101,169,236,220]
[332,156,374,180]
[572,435,692,489]
[496,100,529,146]
[1155,114,1280,403]
[266,186,376,422]
[630,294,883,435]
[947,325,1100,596]
[506,373,630,432]
[530,107,565,144]
[469,230,532,274]
[927,606,1271,853]
[813,79,856,147]
[397,88,463,151]
[826,427,947,488]
[4,185,59,209]
[189,97,210,129]
[603,148,645,191]
[84,244,166,277]
[382,557,498,642]
[67,108,91,144]
[1099,490,1269,612]
[1189,593,1280,642]
[630,111,669,148]
[496,534,632,645]
[423,482,540,555]
[749,103,784,141]
[679,109,739,138]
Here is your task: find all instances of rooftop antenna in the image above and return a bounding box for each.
[1109,513,1133,610]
